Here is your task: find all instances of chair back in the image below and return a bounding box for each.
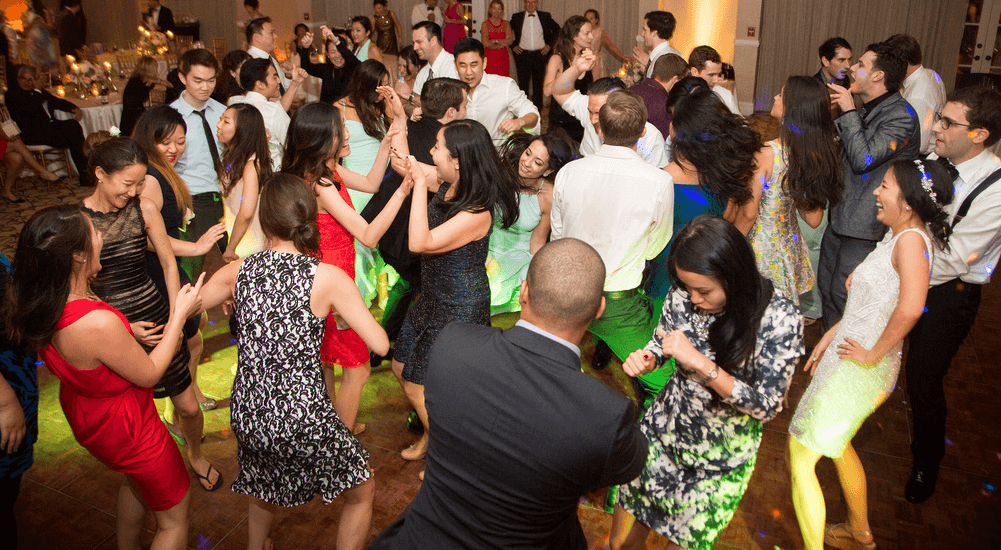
[150,87,166,105]
[212,38,227,62]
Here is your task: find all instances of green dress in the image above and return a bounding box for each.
[486,186,543,314]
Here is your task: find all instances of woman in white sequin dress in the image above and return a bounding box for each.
[788,159,954,550]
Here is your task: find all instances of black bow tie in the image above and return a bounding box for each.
[528,13,536,17]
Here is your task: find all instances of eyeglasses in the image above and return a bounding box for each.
[933,112,972,130]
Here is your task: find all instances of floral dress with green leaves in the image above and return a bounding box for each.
[618,287,803,550]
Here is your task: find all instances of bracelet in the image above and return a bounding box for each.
[702,363,719,385]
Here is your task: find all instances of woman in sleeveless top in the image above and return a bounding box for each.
[583,9,632,79]
[350,15,383,66]
[81,138,222,492]
[389,119,520,475]
[217,103,273,262]
[371,0,401,82]
[442,0,466,53]
[480,0,512,77]
[200,174,388,550]
[7,205,203,549]
[789,159,955,550]
[487,132,578,314]
[281,99,407,436]
[544,16,594,144]
[135,106,227,412]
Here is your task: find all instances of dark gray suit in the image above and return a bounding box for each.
[369,321,647,549]
[818,92,919,330]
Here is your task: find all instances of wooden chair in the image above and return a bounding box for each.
[117,54,139,77]
[212,38,227,61]
[0,56,6,91]
[176,35,194,49]
[150,88,166,105]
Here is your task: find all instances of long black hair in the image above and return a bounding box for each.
[281,102,343,189]
[439,119,520,229]
[219,103,273,197]
[554,15,588,70]
[131,105,193,218]
[668,215,773,381]
[344,59,390,140]
[499,130,580,191]
[671,88,761,206]
[777,75,843,211]
[890,159,954,250]
[5,206,93,348]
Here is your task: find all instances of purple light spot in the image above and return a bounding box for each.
[209,321,216,325]
[862,173,869,180]
[864,154,873,166]
[758,531,766,538]
[793,233,799,242]
[945,438,954,445]
[986,483,996,493]
[197,534,213,550]
[924,250,930,260]
[230,338,237,343]
[905,104,916,118]
[934,72,942,83]
[923,306,928,313]
[786,121,803,135]
[35,361,45,366]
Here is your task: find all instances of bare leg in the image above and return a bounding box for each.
[334,362,371,432]
[116,480,147,550]
[2,152,24,201]
[149,490,191,550]
[401,379,428,460]
[336,476,375,550]
[8,137,59,181]
[187,324,208,404]
[789,436,825,550]
[247,497,278,550]
[171,386,219,490]
[322,363,337,404]
[832,442,874,543]
[610,504,651,550]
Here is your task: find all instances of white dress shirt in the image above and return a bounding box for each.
[247,45,291,91]
[551,144,674,291]
[411,2,444,27]
[713,85,742,116]
[561,90,669,168]
[646,40,683,78]
[519,12,545,51]
[902,66,947,155]
[227,91,289,170]
[928,149,1001,285]
[466,73,540,146]
[413,50,458,95]
[170,93,226,195]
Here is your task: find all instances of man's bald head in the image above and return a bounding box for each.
[523,239,605,332]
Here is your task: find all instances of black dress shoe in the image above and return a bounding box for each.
[905,465,938,503]
[406,410,424,434]
[591,340,614,371]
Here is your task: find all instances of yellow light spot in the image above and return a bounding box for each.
[969,130,978,139]
[968,253,979,264]
[772,509,781,519]
[890,140,897,152]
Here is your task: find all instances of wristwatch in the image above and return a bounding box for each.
[703,363,719,385]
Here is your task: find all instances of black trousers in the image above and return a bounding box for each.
[0,475,22,548]
[20,119,88,184]
[180,192,228,278]
[905,279,982,469]
[514,49,547,110]
[817,226,878,331]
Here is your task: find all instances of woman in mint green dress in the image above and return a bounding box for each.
[486,132,578,314]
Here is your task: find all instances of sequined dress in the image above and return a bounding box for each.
[618,288,802,550]
[790,228,932,457]
[373,12,398,55]
[747,141,815,304]
[396,182,492,384]
[230,250,371,506]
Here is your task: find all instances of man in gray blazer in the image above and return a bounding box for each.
[818,41,919,331]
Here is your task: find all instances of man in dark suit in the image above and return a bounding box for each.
[818,41,919,331]
[370,238,648,549]
[143,0,175,33]
[510,0,559,110]
[814,36,852,88]
[56,0,86,57]
[5,64,89,186]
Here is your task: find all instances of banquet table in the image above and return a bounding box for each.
[48,86,124,136]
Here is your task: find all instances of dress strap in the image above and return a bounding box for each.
[892,227,934,261]
[57,300,129,332]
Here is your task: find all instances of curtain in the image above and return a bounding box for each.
[81,0,141,45]
[756,0,966,110]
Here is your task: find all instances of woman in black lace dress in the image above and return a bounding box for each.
[389,119,520,471]
[81,138,222,492]
[200,173,388,550]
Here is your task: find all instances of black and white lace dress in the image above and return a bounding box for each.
[229,250,371,506]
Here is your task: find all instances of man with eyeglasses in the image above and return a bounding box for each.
[818,41,920,332]
[903,86,1001,504]
[411,0,443,27]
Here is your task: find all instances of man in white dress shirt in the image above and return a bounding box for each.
[246,16,305,112]
[411,0,443,27]
[688,45,741,116]
[903,86,1001,504]
[453,37,539,147]
[886,34,947,155]
[551,90,673,377]
[633,11,681,79]
[229,58,293,170]
[408,21,459,106]
[551,49,668,168]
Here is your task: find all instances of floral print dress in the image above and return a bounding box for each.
[618,287,803,550]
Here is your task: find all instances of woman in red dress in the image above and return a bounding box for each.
[480,0,512,77]
[280,93,408,436]
[442,0,466,53]
[5,205,204,550]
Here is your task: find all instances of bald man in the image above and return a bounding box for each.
[371,239,647,549]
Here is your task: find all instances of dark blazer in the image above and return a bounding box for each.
[143,6,175,33]
[509,10,560,51]
[831,92,920,240]
[813,69,850,89]
[369,322,648,550]
[5,87,78,128]
[55,8,85,56]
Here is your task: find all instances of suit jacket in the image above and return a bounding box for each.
[143,6,175,33]
[813,68,850,89]
[509,10,559,52]
[56,8,85,56]
[831,92,920,240]
[369,322,648,550]
[5,87,78,128]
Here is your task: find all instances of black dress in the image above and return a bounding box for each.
[297,42,359,103]
[120,76,154,137]
[548,64,592,144]
[395,183,492,384]
[84,196,191,398]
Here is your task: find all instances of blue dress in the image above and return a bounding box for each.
[0,254,38,480]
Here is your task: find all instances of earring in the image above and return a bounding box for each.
[906,206,911,210]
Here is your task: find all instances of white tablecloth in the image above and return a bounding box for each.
[50,91,124,136]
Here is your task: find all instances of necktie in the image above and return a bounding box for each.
[270,57,286,96]
[428,66,435,80]
[195,109,221,171]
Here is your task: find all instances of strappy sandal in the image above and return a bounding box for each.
[195,463,223,492]
[824,523,876,550]
[199,398,218,411]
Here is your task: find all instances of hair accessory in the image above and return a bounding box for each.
[913,159,937,204]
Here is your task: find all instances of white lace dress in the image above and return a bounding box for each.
[790,227,932,457]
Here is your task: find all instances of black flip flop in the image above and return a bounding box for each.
[196,464,223,492]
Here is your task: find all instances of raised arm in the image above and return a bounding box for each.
[831,84,917,174]
[542,54,562,98]
[406,157,491,254]
[551,49,595,106]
